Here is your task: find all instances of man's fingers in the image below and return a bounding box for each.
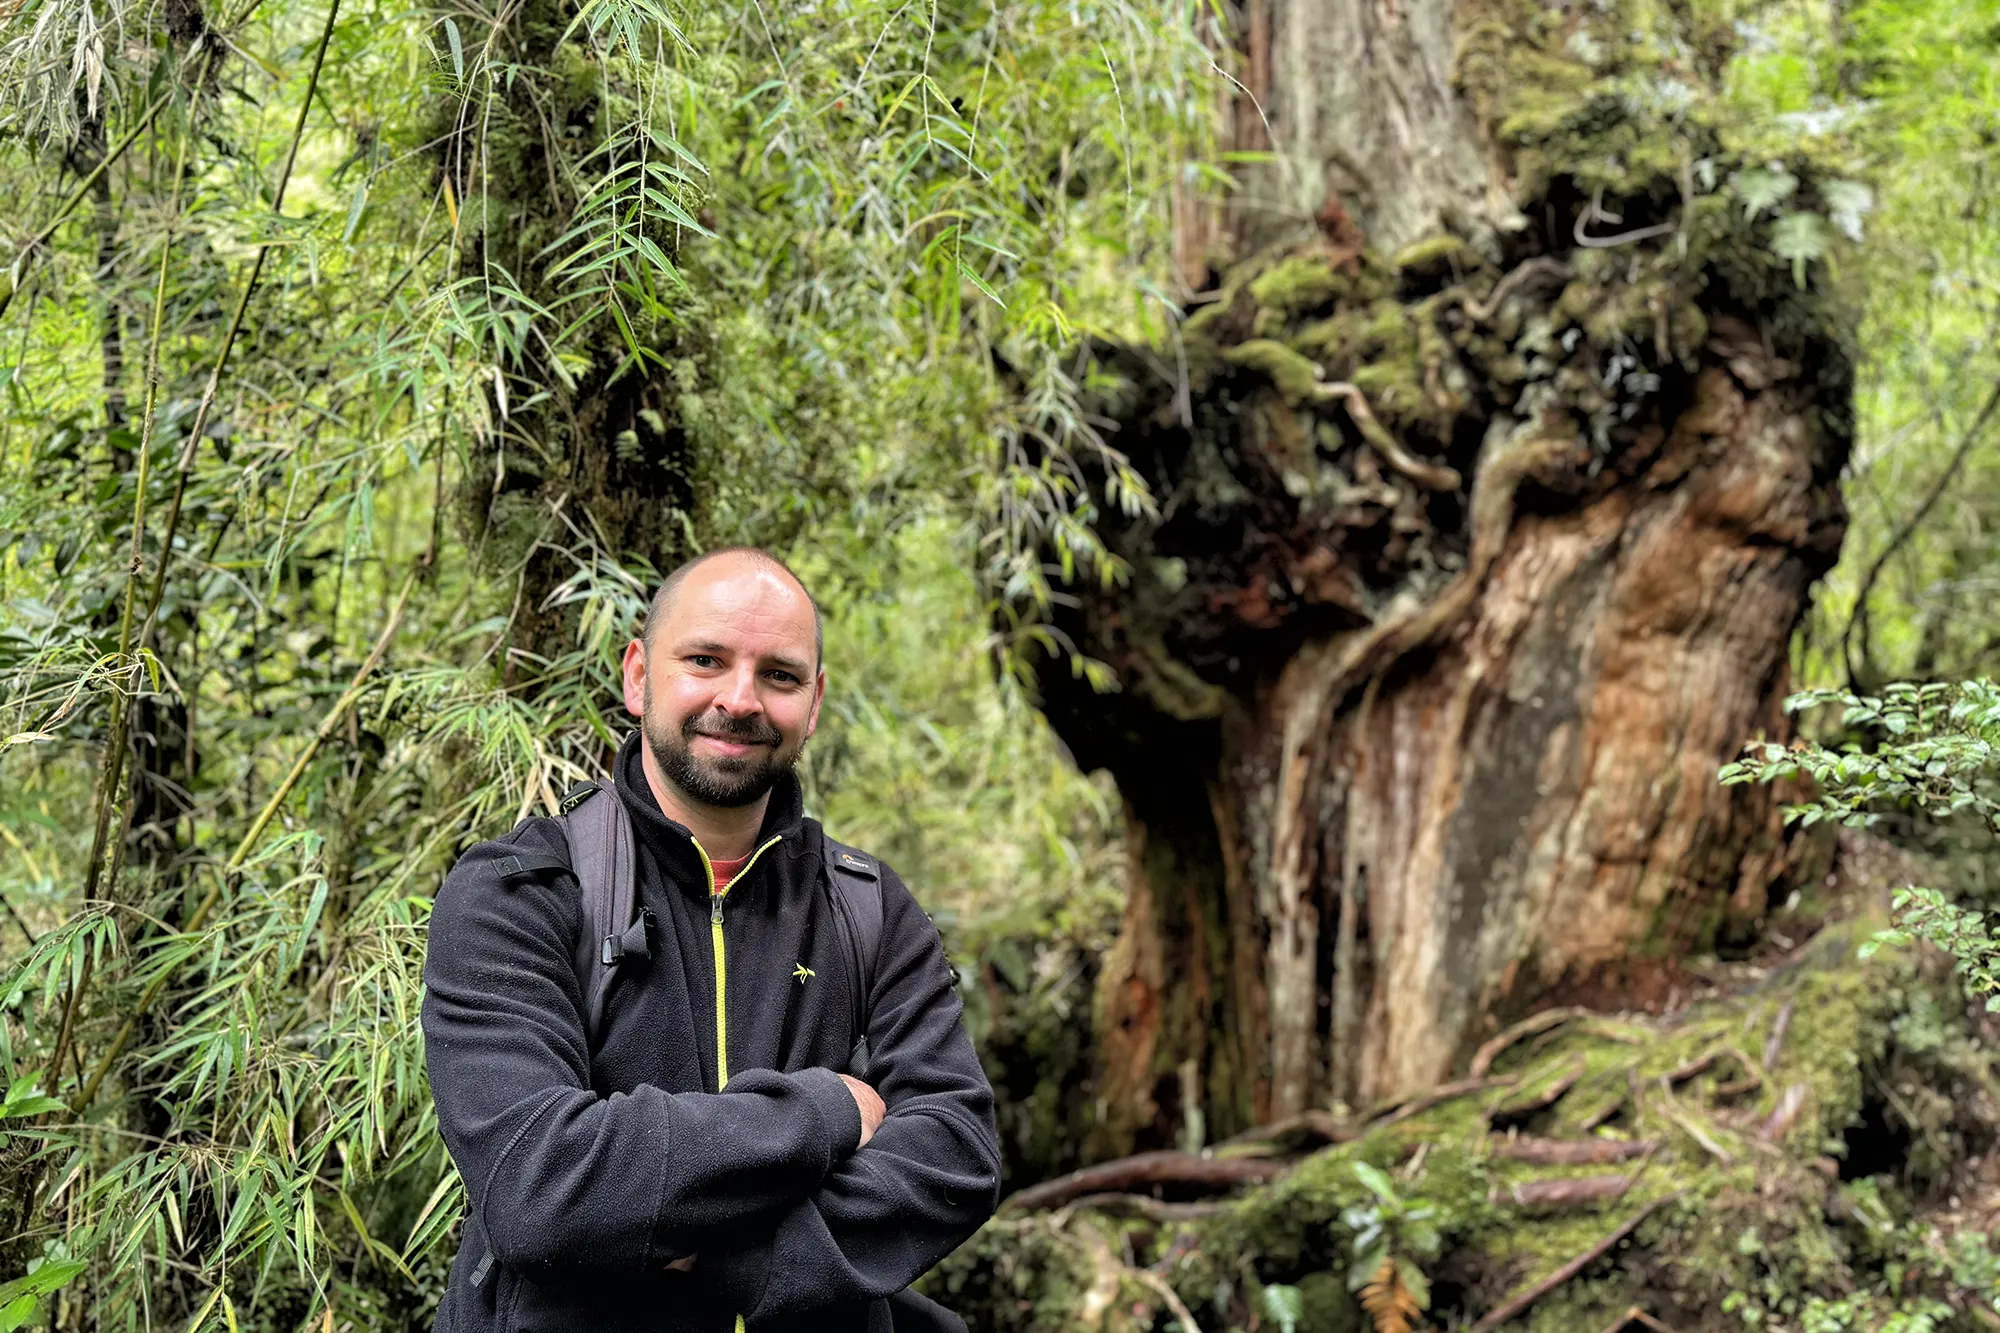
[839,1073,886,1147]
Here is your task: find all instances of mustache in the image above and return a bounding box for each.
[682,712,782,747]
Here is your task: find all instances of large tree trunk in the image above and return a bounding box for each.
[1031,0,1854,1156]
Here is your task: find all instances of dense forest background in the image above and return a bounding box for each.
[5,0,2000,1328]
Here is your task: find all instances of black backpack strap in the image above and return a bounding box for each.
[821,834,884,1080]
[558,780,644,1047]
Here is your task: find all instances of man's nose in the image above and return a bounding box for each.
[714,663,762,714]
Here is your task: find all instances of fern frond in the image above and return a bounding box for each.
[1358,1252,1421,1333]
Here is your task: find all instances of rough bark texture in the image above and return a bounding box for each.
[1032,0,1856,1153]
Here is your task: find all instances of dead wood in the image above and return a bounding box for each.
[1469,1193,1683,1331]
[1492,1174,1642,1211]
[1369,1075,1518,1129]
[1003,1152,1287,1212]
[1758,1083,1809,1143]
[1595,1307,1680,1333]
[1058,1193,1233,1224]
[1471,1008,1592,1077]
[1489,1061,1585,1130]
[1762,999,1795,1071]
[1493,1137,1658,1166]
[1664,1051,1718,1085]
[1219,1110,1353,1152]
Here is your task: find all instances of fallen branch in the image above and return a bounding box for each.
[1469,1193,1682,1331]
[1757,1083,1809,1143]
[1003,1152,1286,1213]
[1577,1095,1629,1134]
[1368,1075,1517,1129]
[1471,1008,1592,1078]
[1761,999,1794,1071]
[1492,1137,1657,1166]
[1058,1194,1231,1224]
[1595,1307,1679,1333]
[1131,1269,1204,1333]
[1492,1175,1635,1211]
[1663,1103,1737,1166]
[1489,1061,1585,1130]
[1663,1051,1718,1085]
[1218,1110,1351,1153]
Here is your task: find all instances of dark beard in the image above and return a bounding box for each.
[643,705,796,809]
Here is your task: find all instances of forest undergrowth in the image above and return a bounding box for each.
[943,833,2000,1333]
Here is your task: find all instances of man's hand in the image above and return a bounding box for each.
[666,1254,697,1272]
[839,1074,885,1148]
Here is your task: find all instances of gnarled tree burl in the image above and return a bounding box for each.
[1019,0,1853,1154]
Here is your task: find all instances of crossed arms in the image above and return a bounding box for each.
[421,831,1001,1321]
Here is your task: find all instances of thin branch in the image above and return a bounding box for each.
[1001,1151,1285,1212]
[49,111,196,1089]
[135,0,346,660]
[1841,377,2000,688]
[1469,1193,1682,1331]
[1131,1270,1204,1333]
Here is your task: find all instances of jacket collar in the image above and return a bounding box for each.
[612,730,807,893]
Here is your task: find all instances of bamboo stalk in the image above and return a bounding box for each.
[135,0,346,654]
[48,112,197,1089]
[71,567,418,1114]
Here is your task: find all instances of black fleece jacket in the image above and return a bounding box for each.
[421,734,1001,1333]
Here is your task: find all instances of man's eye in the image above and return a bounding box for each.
[688,655,720,669]
[766,670,799,685]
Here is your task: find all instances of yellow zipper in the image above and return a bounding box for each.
[694,835,779,1333]
[696,834,781,1089]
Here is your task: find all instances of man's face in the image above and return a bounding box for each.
[621,556,824,811]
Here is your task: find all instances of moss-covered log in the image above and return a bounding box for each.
[1019,0,1859,1149]
[930,890,2000,1330]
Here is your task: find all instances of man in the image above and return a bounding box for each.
[422,547,1001,1332]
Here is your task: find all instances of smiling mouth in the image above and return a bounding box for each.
[693,733,773,753]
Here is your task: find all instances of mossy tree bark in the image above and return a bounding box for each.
[1030,0,1855,1154]
[433,0,700,665]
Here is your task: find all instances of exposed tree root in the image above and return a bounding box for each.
[1004,1151,1287,1212]
[931,916,2000,1333]
[1469,1193,1683,1331]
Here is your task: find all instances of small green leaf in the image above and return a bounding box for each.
[1260,1284,1303,1333]
[1352,1160,1398,1203]
[443,17,464,80]
[0,1261,86,1308]
[1735,165,1798,220]
[1770,211,1831,287]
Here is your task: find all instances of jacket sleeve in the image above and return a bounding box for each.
[421,823,864,1276]
[702,864,1002,1318]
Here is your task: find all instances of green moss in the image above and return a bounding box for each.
[1392,234,1475,280]
[951,918,2000,1333]
[1224,339,1325,405]
[1249,258,1354,316]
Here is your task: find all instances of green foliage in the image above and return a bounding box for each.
[1340,1161,1439,1307]
[0,0,1198,1322]
[1724,680,2000,1006]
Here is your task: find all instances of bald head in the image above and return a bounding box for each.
[642,547,822,672]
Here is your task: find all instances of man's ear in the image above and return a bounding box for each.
[621,639,648,718]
